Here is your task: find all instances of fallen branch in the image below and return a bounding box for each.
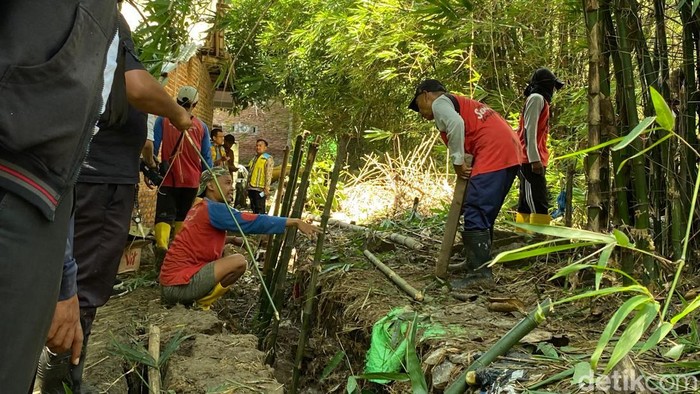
[363,250,424,302]
[306,214,424,251]
[147,324,161,394]
[444,298,553,394]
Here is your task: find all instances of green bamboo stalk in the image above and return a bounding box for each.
[290,136,347,394]
[583,0,604,232]
[264,139,320,365]
[603,1,634,281]
[444,298,553,394]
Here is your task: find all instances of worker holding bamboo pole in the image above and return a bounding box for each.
[408,80,521,289]
[159,167,319,309]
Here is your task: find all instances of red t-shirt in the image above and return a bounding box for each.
[439,95,522,176]
[160,116,208,188]
[160,199,287,286]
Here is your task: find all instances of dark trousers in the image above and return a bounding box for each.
[37,183,134,391]
[155,186,198,223]
[462,165,519,230]
[0,188,73,392]
[517,163,549,214]
[248,189,267,214]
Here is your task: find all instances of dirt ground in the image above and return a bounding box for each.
[80,224,698,393]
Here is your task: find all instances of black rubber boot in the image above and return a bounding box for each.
[450,229,494,290]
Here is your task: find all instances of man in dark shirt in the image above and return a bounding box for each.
[35,13,191,392]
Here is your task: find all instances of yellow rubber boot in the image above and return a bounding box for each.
[515,212,531,233]
[174,221,185,235]
[530,213,552,226]
[196,283,231,311]
[154,222,172,250]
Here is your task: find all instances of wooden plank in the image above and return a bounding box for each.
[435,156,472,278]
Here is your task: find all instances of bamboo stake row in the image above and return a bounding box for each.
[290,136,348,394]
[264,138,320,365]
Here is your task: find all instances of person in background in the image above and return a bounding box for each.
[159,167,319,309]
[408,79,521,289]
[515,68,564,227]
[153,86,214,262]
[210,127,229,167]
[247,139,274,214]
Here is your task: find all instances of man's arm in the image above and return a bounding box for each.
[208,202,319,235]
[125,69,191,132]
[523,94,544,164]
[153,117,164,156]
[48,215,83,365]
[200,125,214,169]
[432,96,466,166]
[264,156,274,194]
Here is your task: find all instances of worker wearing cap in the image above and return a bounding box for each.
[153,86,214,262]
[408,80,521,288]
[159,167,319,309]
[516,68,565,226]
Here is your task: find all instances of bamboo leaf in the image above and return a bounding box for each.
[663,344,685,360]
[353,372,410,381]
[595,244,615,290]
[590,295,653,369]
[572,362,594,386]
[639,322,674,353]
[550,263,595,280]
[528,367,574,390]
[550,136,624,162]
[670,296,700,324]
[604,302,659,373]
[509,222,616,243]
[693,0,700,17]
[554,286,649,305]
[537,342,559,359]
[406,313,428,394]
[611,116,656,151]
[617,133,674,173]
[346,376,358,394]
[650,87,675,130]
[321,350,346,380]
[492,241,597,265]
[612,229,630,247]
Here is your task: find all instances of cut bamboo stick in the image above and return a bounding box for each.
[305,214,424,251]
[363,249,424,302]
[147,324,161,394]
[436,155,472,278]
[444,298,553,394]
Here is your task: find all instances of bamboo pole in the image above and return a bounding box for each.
[444,298,553,394]
[436,156,472,278]
[261,146,289,278]
[147,324,161,394]
[363,249,424,302]
[291,136,348,394]
[257,135,305,342]
[265,138,320,365]
[304,215,424,251]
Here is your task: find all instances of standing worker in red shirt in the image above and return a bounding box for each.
[153,86,214,260]
[409,79,521,288]
[515,68,564,226]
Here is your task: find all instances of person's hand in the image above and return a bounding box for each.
[294,219,321,236]
[264,187,270,197]
[46,295,83,365]
[531,161,544,175]
[454,162,472,180]
[170,108,193,132]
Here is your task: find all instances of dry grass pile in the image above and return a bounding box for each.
[339,135,453,224]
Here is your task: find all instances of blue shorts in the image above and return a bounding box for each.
[462,165,518,230]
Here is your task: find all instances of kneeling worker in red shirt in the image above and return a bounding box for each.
[159,166,319,309]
